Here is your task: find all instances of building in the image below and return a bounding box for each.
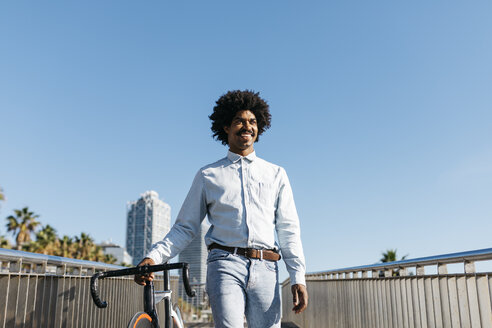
[98,240,133,265]
[178,219,210,304]
[126,191,171,265]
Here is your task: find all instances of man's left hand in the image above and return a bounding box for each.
[291,284,308,314]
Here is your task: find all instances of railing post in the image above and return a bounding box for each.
[9,258,22,273]
[56,264,67,276]
[438,263,448,275]
[36,261,48,274]
[73,265,82,276]
[464,261,475,273]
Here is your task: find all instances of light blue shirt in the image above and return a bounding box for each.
[147,151,306,285]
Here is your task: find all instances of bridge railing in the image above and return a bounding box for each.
[282,247,492,328]
[0,248,178,328]
[177,282,212,323]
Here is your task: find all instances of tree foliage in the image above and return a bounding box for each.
[379,248,409,277]
[0,235,11,249]
[6,207,40,250]
[380,249,408,263]
[3,208,117,264]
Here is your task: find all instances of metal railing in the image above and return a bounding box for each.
[177,283,212,323]
[282,247,492,328]
[4,247,492,327]
[0,248,179,328]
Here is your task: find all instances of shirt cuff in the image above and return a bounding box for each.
[146,249,165,264]
[289,271,306,286]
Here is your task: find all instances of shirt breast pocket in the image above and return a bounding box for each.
[251,180,276,208]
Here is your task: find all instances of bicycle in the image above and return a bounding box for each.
[90,262,196,328]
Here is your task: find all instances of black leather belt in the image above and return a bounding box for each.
[208,243,281,261]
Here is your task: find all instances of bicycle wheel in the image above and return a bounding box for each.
[172,304,185,328]
[127,311,154,328]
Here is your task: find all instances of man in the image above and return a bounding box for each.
[135,90,308,327]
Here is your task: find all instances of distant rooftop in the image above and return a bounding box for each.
[140,190,159,200]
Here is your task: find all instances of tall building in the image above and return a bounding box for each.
[178,219,210,303]
[126,191,171,265]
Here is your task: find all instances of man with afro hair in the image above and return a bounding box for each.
[135,90,308,327]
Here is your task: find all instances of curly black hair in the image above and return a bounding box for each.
[209,90,272,145]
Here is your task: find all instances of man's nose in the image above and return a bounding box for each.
[243,121,252,130]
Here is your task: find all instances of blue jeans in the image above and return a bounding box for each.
[206,248,281,328]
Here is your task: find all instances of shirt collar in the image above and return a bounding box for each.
[227,150,257,163]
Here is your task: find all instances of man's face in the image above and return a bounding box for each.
[224,110,258,155]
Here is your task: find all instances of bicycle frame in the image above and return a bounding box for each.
[90,262,196,328]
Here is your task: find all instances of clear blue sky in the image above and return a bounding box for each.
[1,1,491,279]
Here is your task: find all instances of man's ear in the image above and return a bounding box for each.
[224,126,229,134]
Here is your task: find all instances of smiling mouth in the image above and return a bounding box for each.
[237,130,255,138]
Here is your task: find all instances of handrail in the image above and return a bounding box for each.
[304,247,492,280]
[0,248,124,272]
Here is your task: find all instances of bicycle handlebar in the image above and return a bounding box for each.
[90,262,196,309]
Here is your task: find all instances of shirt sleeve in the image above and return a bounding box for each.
[146,170,207,264]
[275,167,306,286]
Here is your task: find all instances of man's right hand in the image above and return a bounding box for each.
[134,257,156,286]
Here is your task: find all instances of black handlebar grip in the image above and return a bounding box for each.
[90,272,108,308]
[182,264,196,297]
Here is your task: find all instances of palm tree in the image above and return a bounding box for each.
[74,232,95,260]
[0,235,11,249]
[380,249,409,277]
[90,245,106,262]
[103,254,117,264]
[59,235,75,258]
[380,249,408,263]
[21,240,39,253]
[33,225,59,255]
[6,207,41,250]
